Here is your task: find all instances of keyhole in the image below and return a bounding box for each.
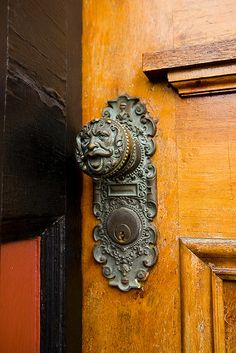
[109,213,139,245]
[118,231,126,241]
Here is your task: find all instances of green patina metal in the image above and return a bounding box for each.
[76,94,158,291]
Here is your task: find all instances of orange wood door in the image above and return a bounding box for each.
[81,1,236,352]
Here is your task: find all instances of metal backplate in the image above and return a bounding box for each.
[76,94,158,291]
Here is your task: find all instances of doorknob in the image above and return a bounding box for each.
[76,94,158,291]
[76,116,141,178]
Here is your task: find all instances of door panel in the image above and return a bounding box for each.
[180,237,236,353]
[82,1,236,352]
[176,95,236,236]
[172,0,236,47]
[0,238,40,353]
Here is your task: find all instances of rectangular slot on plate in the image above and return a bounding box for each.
[108,184,138,197]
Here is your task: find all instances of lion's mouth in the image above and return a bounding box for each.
[86,148,113,173]
[87,156,103,172]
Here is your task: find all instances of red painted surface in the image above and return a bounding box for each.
[0,237,40,353]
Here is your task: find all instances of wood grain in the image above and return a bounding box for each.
[168,63,236,82]
[82,1,180,353]
[143,39,236,79]
[180,237,236,353]
[176,94,236,237]
[82,1,236,353]
[0,0,7,240]
[211,273,226,353]
[180,238,236,258]
[40,217,66,353]
[64,0,83,352]
[223,281,236,352]
[167,64,236,97]
[0,0,82,352]
[172,0,236,48]
[1,0,66,242]
[180,244,214,353]
[169,75,236,97]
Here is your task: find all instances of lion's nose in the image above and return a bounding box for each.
[88,136,98,150]
[88,143,96,150]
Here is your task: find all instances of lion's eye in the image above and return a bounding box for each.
[99,135,106,141]
[97,131,109,140]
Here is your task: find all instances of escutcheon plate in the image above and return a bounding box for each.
[76,94,158,291]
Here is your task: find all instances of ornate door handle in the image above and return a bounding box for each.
[76,94,158,291]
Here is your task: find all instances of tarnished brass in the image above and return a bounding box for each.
[76,117,141,178]
[76,94,158,291]
[106,207,142,245]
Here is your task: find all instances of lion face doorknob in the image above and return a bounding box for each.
[76,116,141,178]
[75,95,158,291]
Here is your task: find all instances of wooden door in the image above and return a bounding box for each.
[81,1,236,353]
[0,1,82,352]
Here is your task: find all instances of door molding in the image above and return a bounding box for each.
[180,237,236,353]
[143,39,236,96]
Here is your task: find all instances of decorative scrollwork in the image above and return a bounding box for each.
[76,94,158,291]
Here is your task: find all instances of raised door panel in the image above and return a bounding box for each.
[180,238,236,353]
